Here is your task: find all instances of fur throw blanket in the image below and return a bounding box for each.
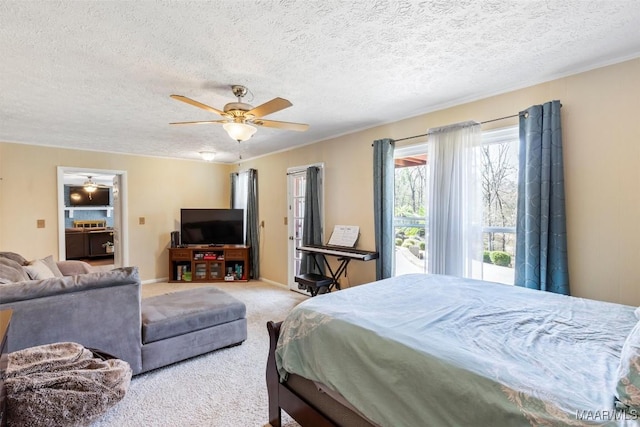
[6,342,131,427]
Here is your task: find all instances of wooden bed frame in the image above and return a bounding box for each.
[266,321,338,427]
[268,321,376,427]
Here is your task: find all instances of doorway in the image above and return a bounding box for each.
[286,164,323,293]
[56,167,129,268]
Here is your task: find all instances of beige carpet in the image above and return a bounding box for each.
[92,280,306,427]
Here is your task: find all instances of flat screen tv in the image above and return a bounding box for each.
[68,186,111,206]
[180,208,245,246]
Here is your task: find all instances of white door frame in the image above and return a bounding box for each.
[56,166,129,267]
[287,163,324,292]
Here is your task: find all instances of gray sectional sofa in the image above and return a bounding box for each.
[0,252,247,375]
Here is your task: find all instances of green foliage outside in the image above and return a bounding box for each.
[395,238,403,246]
[401,239,417,248]
[489,251,511,267]
[483,251,492,263]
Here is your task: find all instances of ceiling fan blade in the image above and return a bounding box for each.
[170,120,228,125]
[246,97,292,118]
[254,119,309,132]
[170,95,226,116]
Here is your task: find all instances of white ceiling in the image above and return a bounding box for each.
[1,1,640,164]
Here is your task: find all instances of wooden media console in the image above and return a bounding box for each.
[168,246,250,282]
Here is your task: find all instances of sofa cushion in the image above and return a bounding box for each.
[0,257,30,284]
[141,287,247,344]
[0,267,139,304]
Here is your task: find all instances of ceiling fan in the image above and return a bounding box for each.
[170,85,309,142]
[82,176,112,193]
[67,176,110,202]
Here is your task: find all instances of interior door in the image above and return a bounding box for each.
[287,170,306,292]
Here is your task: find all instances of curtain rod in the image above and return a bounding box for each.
[392,112,523,143]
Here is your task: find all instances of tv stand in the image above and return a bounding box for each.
[168,245,250,282]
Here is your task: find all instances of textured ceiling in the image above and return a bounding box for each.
[1,1,640,164]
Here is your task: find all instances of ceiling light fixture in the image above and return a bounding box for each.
[83,177,98,193]
[223,122,257,142]
[200,151,216,162]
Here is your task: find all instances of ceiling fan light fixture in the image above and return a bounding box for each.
[223,122,257,142]
[83,178,98,193]
[200,151,216,162]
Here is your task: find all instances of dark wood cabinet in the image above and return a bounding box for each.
[65,229,114,259]
[88,230,113,256]
[65,231,90,259]
[168,246,250,282]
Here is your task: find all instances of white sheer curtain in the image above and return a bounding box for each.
[427,121,483,279]
[232,172,248,211]
[231,171,248,243]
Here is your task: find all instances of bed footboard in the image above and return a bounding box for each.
[266,321,283,426]
[266,321,337,427]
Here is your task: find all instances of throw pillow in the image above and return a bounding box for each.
[0,257,30,284]
[615,320,640,409]
[24,259,56,280]
[0,251,28,266]
[41,255,64,278]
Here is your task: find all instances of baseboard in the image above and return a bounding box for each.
[142,276,169,285]
[259,277,287,288]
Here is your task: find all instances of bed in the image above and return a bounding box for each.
[266,273,640,426]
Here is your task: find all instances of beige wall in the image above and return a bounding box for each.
[240,58,640,306]
[1,58,638,304]
[0,143,233,281]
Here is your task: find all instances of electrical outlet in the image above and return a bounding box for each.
[37,219,45,228]
[139,217,145,225]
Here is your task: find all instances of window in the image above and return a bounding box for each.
[394,144,428,275]
[393,126,519,284]
[480,126,519,284]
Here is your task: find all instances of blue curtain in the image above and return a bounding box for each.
[246,169,259,279]
[229,172,237,208]
[299,166,324,275]
[373,138,395,280]
[515,100,570,295]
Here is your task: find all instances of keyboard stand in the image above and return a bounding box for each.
[295,245,378,296]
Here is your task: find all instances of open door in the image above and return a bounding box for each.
[287,164,323,293]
